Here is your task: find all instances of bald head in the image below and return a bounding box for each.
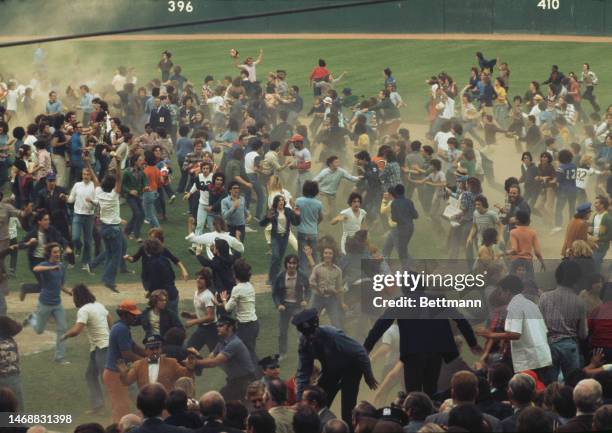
[26,427,47,433]
[118,414,142,433]
[199,390,226,419]
[574,379,603,413]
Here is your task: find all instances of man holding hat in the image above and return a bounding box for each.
[116,334,195,392]
[191,314,256,402]
[103,299,146,423]
[292,308,378,426]
[561,202,594,257]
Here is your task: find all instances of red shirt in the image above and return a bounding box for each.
[310,66,331,81]
[144,165,162,191]
[589,301,612,348]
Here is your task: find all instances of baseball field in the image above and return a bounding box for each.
[2,34,611,430]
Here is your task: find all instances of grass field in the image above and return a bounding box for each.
[3,38,611,430]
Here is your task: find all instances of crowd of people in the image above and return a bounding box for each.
[1,45,612,433]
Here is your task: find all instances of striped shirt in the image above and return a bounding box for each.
[538,285,588,344]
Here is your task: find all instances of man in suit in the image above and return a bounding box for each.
[292,308,378,426]
[195,390,243,433]
[558,379,603,432]
[363,282,482,397]
[148,96,171,132]
[117,334,195,392]
[130,383,190,433]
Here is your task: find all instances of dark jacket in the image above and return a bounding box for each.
[296,326,374,400]
[196,254,236,294]
[391,196,418,227]
[131,418,191,433]
[195,419,243,433]
[557,414,594,432]
[149,106,172,131]
[141,306,183,338]
[132,246,180,300]
[363,293,478,364]
[165,411,203,429]
[207,185,227,214]
[272,270,310,307]
[22,226,68,265]
[36,186,68,225]
[259,206,300,239]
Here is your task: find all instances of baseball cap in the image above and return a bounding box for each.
[118,299,142,316]
[290,134,304,143]
[46,172,57,181]
[323,96,333,104]
[143,334,163,347]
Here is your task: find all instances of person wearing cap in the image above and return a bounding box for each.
[375,406,408,428]
[561,202,594,257]
[103,299,146,423]
[258,355,281,387]
[116,334,195,392]
[293,308,378,426]
[191,314,256,402]
[286,133,312,196]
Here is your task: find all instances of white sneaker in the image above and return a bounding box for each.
[185,232,195,241]
[245,226,257,233]
[82,264,92,274]
[550,227,563,234]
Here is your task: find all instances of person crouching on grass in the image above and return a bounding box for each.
[22,242,72,364]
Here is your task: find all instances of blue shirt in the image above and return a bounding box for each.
[46,100,62,115]
[295,196,323,235]
[176,137,194,160]
[38,261,65,306]
[69,132,83,167]
[221,196,248,226]
[556,163,577,192]
[79,93,94,113]
[105,320,134,371]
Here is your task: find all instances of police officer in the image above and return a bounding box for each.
[292,308,378,426]
[190,314,256,402]
[258,354,281,387]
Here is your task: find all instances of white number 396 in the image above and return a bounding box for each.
[538,0,560,10]
[168,1,194,13]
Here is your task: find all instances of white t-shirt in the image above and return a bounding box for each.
[381,323,400,364]
[441,97,455,119]
[244,151,260,175]
[69,181,96,215]
[340,207,367,238]
[224,282,257,323]
[434,131,454,153]
[194,289,216,325]
[268,189,293,208]
[76,302,110,352]
[529,105,542,126]
[188,231,245,259]
[148,363,160,384]
[94,187,121,225]
[239,64,257,82]
[207,96,225,113]
[504,294,552,372]
[575,167,596,190]
[290,147,312,171]
[594,212,604,237]
[6,89,18,111]
[111,74,127,92]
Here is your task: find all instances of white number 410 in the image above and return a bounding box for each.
[538,0,560,10]
[168,1,194,13]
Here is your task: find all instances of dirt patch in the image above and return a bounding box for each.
[1,33,609,43]
[15,328,57,356]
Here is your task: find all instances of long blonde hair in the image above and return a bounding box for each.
[267,175,283,195]
[571,240,593,257]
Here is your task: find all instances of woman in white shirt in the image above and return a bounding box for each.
[219,259,259,367]
[331,192,367,254]
[68,167,97,273]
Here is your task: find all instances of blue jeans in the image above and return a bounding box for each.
[555,189,577,227]
[550,338,581,383]
[143,191,160,227]
[86,347,108,409]
[100,224,122,287]
[126,195,145,238]
[30,301,67,361]
[382,227,399,260]
[311,294,343,329]
[297,232,318,276]
[72,213,94,265]
[245,173,265,220]
[269,233,289,283]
